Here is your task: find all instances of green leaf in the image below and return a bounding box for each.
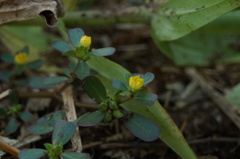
[82,76,107,102]
[75,61,90,79]
[37,111,66,126]
[52,40,72,53]
[44,76,69,85]
[112,80,128,91]
[0,70,13,81]
[76,110,105,126]
[31,125,54,135]
[225,83,240,105]
[151,0,240,41]
[26,60,43,70]
[68,28,84,47]
[69,62,77,72]
[87,56,197,159]
[1,53,14,63]
[63,50,77,57]
[91,47,115,56]
[124,113,160,142]
[143,72,154,85]
[29,77,53,89]
[18,111,33,122]
[52,120,77,146]
[152,31,240,66]
[6,117,20,134]
[19,149,46,159]
[63,68,71,77]
[61,152,90,159]
[134,93,158,106]
[18,46,29,54]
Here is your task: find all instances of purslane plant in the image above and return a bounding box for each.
[0,46,43,86]
[17,27,160,158]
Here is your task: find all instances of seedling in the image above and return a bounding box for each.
[0,91,32,134]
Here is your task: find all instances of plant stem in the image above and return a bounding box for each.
[6,7,151,27]
[0,138,20,158]
[61,86,83,152]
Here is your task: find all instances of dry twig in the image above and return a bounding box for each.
[61,86,82,152]
[185,67,240,130]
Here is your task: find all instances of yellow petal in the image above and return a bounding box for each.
[80,35,91,47]
[14,53,28,65]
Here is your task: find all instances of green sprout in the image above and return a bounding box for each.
[0,91,33,134]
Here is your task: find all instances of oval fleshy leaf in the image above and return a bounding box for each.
[112,80,128,91]
[52,120,77,146]
[143,72,154,85]
[0,70,13,81]
[82,76,107,102]
[134,93,158,106]
[6,117,20,134]
[26,60,43,70]
[52,40,72,53]
[1,53,14,63]
[19,149,46,159]
[62,152,90,159]
[68,28,84,47]
[69,62,76,72]
[44,76,69,85]
[31,125,54,135]
[91,47,115,56]
[36,111,66,126]
[124,113,160,142]
[18,111,33,122]
[29,77,53,89]
[75,61,90,79]
[63,68,71,77]
[76,110,105,126]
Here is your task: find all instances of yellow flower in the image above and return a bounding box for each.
[129,75,144,91]
[14,53,28,65]
[80,35,91,48]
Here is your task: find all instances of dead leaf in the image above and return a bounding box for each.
[0,0,65,26]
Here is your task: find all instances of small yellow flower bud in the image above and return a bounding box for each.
[14,53,28,65]
[129,75,144,91]
[80,35,91,48]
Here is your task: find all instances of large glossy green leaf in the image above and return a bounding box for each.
[124,113,160,142]
[87,56,197,159]
[82,76,107,103]
[52,120,77,146]
[225,83,240,105]
[152,31,240,66]
[19,149,46,159]
[152,0,240,41]
[29,77,53,89]
[61,152,90,159]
